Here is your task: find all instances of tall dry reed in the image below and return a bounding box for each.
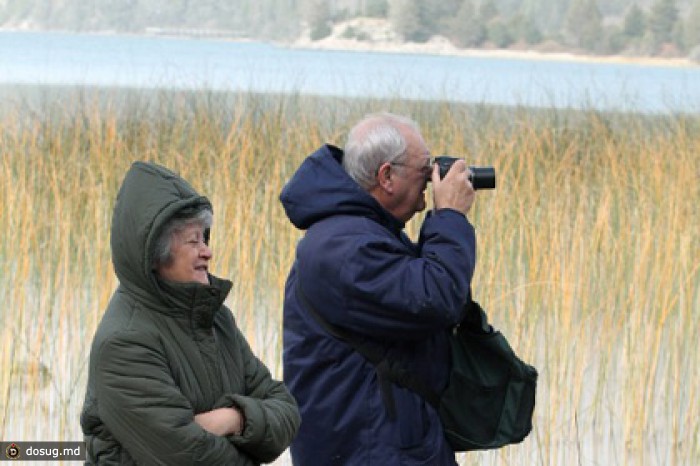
[0,86,697,465]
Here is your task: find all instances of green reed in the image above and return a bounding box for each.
[0,86,697,465]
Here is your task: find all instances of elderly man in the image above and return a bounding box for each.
[280,112,477,465]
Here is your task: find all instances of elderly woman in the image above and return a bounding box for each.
[81,161,300,465]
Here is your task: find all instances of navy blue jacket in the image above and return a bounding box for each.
[280,145,476,465]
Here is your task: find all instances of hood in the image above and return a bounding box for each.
[280,144,403,232]
[110,161,212,303]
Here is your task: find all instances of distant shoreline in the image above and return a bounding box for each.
[289,37,697,69]
[2,26,697,69]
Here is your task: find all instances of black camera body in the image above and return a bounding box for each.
[434,156,496,190]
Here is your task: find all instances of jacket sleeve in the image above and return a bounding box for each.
[305,208,476,339]
[218,327,301,464]
[94,331,255,466]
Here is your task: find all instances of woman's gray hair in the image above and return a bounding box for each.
[343,112,420,191]
[151,205,213,269]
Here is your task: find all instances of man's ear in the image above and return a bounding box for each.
[376,162,393,193]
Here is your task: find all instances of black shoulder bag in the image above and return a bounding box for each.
[296,280,537,451]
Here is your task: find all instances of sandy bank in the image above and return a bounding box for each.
[288,18,696,69]
[290,37,696,68]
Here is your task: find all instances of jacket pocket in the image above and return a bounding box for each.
[393,385,429,449]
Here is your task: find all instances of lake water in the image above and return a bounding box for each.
[1,30,699,114]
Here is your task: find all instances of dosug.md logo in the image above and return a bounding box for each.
[5,443,20,460]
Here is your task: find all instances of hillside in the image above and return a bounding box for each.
[1,0,699,64]
[291,17,696,67]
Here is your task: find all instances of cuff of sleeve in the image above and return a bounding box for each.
[216,394,266,444]
[427,208,474,234]
[432,207,466,218]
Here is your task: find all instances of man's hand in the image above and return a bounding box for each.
[194,407,245,437]
[431,159,475,215]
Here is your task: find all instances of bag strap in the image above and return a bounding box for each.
[295,280,441,417]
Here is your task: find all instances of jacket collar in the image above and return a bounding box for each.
[281,144,406,236]
[138,273,233,331]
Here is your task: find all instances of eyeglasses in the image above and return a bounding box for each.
[390,156,434,176]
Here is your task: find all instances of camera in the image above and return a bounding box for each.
[434,156,496,190]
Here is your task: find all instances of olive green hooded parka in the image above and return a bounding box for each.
[81,161,300,465]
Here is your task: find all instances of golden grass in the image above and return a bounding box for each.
[0,87,698,465]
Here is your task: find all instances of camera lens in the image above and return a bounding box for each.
[433,156,496,190]
[468,166,496,190]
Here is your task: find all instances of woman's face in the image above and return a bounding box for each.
[155,223,212,285]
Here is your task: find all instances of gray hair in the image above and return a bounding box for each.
[151,205,213,269]
[343,112,420,191]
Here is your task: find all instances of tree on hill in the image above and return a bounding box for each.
[448,0,485,47]
[390,0,430,42]
[624,4,647,38]
[509,13,543,45]
[364,0,389,18]
[422,0,461,35]
[648,0,678,46]
[684,1,700,50]
[302,0,332,40]
[487,18,514,47]
[479,0,499,23]
[565,0,603,50]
